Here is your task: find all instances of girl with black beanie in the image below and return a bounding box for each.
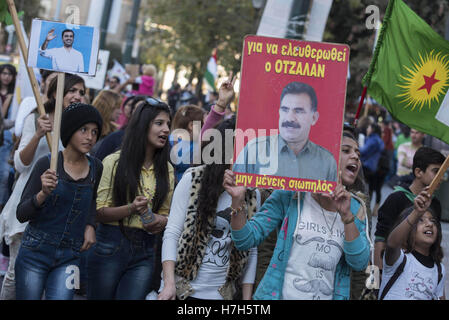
[14,103,103,300]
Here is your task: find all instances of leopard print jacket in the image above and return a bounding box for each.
[174,165,258,300]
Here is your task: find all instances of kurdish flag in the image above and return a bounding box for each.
[204,49,217,91]
[362,0,449,144]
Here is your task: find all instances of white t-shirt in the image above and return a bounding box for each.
[379,250,445,300]
[161,169,259,300]
[282,192,345,300]
[40,46,84,73]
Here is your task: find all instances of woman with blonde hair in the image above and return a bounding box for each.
[92,90,122,140]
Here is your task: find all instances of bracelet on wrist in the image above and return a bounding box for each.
[140,208,156,225]
[230,203,247,216]
[342,215,355,225]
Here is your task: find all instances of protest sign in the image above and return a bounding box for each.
[125,64,140,78]
[5,0,51,148]
[27,19,99,76]
[109,59,129,83]
[80,50,110,90]
[233,35,349,193]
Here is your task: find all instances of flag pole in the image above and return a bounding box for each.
[353,86,367,126]
[50,73,64,171]
[427,155,449,196]
[6,0,52,150]
[356,0,395,126]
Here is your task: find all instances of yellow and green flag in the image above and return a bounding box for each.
[363,0,449,144]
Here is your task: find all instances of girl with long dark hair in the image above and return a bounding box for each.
[90,95,147,161]
[87,98,174,300]
[0,64,17,213]
[0,64,17,118]
[158,77,259,300]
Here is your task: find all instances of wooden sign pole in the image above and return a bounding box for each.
[50,73,64,171]
[428,155,449,196]
[6,0,52,150]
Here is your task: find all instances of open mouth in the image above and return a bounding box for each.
[424,230,434,235]
[158,135,168,143]
[346,164,358,174]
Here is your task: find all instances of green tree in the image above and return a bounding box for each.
[140,0,259,94]
[0,0,42,52]
[15,0,42,33]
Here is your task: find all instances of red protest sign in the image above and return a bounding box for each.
[233,35,349,193]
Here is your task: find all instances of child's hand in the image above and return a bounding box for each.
[41,169,58,195]
[414,187,431,214]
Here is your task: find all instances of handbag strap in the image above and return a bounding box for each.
[379,255,407,300]
[437,262,442,284]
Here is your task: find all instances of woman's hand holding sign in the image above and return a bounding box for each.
[223,169,247,231]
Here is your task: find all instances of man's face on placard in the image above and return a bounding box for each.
[278,93,319,144]
[62,31,74,48]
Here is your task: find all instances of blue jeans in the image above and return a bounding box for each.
[87,224,155,300]
[15,233,81,300]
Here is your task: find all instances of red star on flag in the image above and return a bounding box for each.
[418,70,440,94]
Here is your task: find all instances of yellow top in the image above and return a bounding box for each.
[96,151,174,229]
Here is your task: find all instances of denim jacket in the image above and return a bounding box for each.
[231,190,370,300]
[25,154,97,252]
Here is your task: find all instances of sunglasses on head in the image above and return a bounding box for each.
[143,97,171,113]
[145,97,164,106]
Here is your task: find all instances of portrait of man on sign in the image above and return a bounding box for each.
[28,19,99,76]
[233,81,337,181]
[39,28,85,73]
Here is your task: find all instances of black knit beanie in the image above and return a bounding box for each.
[60,103,103,147]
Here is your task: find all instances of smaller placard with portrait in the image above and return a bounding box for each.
[27,19,99,76]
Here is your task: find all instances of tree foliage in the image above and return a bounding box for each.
[0,0,41,49]
[140,0,259,91]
